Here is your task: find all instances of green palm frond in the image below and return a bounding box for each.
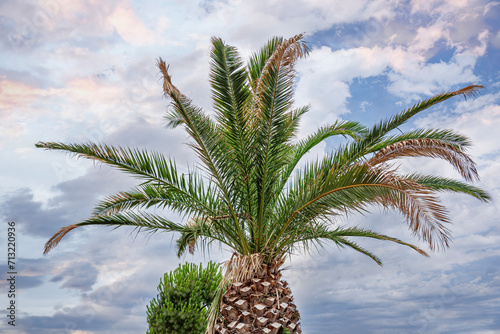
[92,180,220,218]
[35,142,184,186]
[332,85,484,168]
[251,34,310,251]
[247,36,284,92]
[408,174,491,201]
[209,37,256,219]
[43,211,186,254]
[368,85,483,143]
[288,224,430,266]
[280,120,367,185]
[158,58,250,254]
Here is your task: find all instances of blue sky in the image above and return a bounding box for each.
[1,0,499,333]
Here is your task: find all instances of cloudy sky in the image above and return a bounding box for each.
[1,0,500,333]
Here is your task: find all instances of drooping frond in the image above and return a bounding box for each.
[158,58,224,177]
[248,36,284,92]
[454,84,484,100]
[329,226,429,257]
[368,138,479,181]
[207,253,270,333]
[43,224,79,255]
[44,212,187,254]
[273,161,452,252]
[367,129,472,152]
[279,223,431,266]
[370,176,452,250]
[35,142,184,186]
[176,217,239,257]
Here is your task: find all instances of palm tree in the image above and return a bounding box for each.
[37,34,490,333]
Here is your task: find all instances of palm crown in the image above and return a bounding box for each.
[37,34,489,331]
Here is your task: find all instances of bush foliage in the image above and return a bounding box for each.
[146,261,222,334]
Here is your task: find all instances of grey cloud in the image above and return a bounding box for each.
[0,264,44,290]
[0,188,71,238]
[1,258,57,292]
[0,165,136,238]
[0,1,53,52]
[85,275,153,309]
[18,275,45,289]
[289,254,500,333]
[50,261,98,292]
[18,305,121,333]
[0,67,51,89]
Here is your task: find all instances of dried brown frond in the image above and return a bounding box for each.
[223,253,266,283]
[277,33,310,69]
[368,138,479,181]
[256,33,309,96]
[451,84,484,100]
[370,170,452,250]
[377,235,429,257]
[156,57,181,97]
[43,224,79,255]
[188,239,196,254]
[184,217,211,255]
[186,216,211,228]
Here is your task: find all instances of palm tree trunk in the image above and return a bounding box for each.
[214,263,301,334]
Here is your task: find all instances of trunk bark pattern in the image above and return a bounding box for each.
[214,264,301,334]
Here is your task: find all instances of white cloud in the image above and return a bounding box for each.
[409,20,450,53]
[411,0,484,15]
[170,0,398,50]
[491,30,500,48]
[295,45,394,135]
[387,30,488,98]
[415,92,500,158]
[107,4,156,46]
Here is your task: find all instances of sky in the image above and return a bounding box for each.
[0,0,499,333]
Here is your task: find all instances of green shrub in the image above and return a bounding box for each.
[146,262,222,334]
